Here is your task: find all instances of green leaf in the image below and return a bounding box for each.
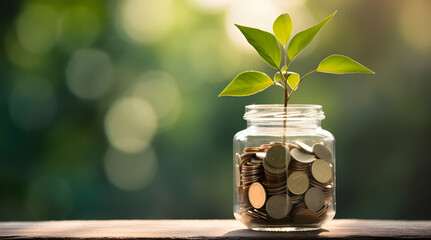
[286,72,300,89]
[219,71,274,97]
[273,13,293,45]
[288,11,337,61]
[273,66,288,83]
[235,24,281,69]
[317,54,375,74]
[274,72,281,83]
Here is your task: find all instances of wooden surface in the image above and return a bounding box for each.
[1,219,431,239]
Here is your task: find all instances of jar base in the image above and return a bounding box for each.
[250,226,321,232]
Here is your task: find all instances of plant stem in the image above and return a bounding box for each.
[287,70,317,100]
[278,60,289,145]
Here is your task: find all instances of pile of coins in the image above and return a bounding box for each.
[235,141,334,226]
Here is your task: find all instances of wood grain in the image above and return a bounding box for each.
[1,219,430,239]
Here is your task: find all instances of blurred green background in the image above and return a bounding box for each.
[1,0,431,220]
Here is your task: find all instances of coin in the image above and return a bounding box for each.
[255,152,266,159]
[248,182,266,209]
[293,209,318,224]
[290,148,315,163]
[312,143,332,161]
[235,164,241,187]
[244,147,265,153]
[287,171,309,195]
[316,204,328,218]
[295,141,313,153]
[289,194,303,204]
[263,160,286,174]
[304,187,325,212]
[290,202,306,216]
[311,159,332,184]
[266,194,292,219]
[235,153,241,165]
[265,145,290,169]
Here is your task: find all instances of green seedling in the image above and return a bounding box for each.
[219,11,374,107]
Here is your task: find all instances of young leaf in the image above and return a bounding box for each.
[235,24,281,69]
[274,72,281,83]
[286,72,300,89]
[317,54,375,74]
[273,13,293,45]
[273,66,288,83]
[288,11,337,61]
[218,71,274,97]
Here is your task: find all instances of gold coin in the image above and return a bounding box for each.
[235,164,241,187]
[265,145,290,168]
[304,187,325,212]
[266,194,292,219]
[295,140,313,153]
[287,171,309,195]
[312,143,332,161]
[293,209,318,224]
[248,182,266,209]
[290,148,315,163]
[311,159,332,184]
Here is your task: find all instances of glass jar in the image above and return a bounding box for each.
[233,104,335,231]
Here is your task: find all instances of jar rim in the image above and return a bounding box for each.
[244,104,325,121]
[245,104,322,110]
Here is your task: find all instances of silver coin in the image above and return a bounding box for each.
[311,159,332,184]
[304,187,325,212]
[255,152,266,159]
[295,140,313,153]
[312,143,332,161]
[263,160,286,174]
[265,145,290,169]
[266,194,292,219]
[290,148,315,163]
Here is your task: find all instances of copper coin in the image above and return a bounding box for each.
[244,147,265,153]
[248,182,266,209]
[235,164,241,187]
[293,209,318,224]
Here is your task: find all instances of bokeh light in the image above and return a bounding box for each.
[8,78,57,130]
[398,0,431,51]
[188,0,230,13]
[104,147,157,191]
[16,3,59,54]
[1,0,431,222]
[66,49,113,99]
[58,5,101,50]
[129,71,182,129]
[105,97,158,153]
[118,0,175,44]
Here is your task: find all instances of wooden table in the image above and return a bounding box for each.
[1,219,430,239]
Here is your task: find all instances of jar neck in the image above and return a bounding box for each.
[244,104,325,132]
[247,119,322,130]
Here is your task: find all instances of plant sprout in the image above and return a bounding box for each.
[218,11,374,107]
